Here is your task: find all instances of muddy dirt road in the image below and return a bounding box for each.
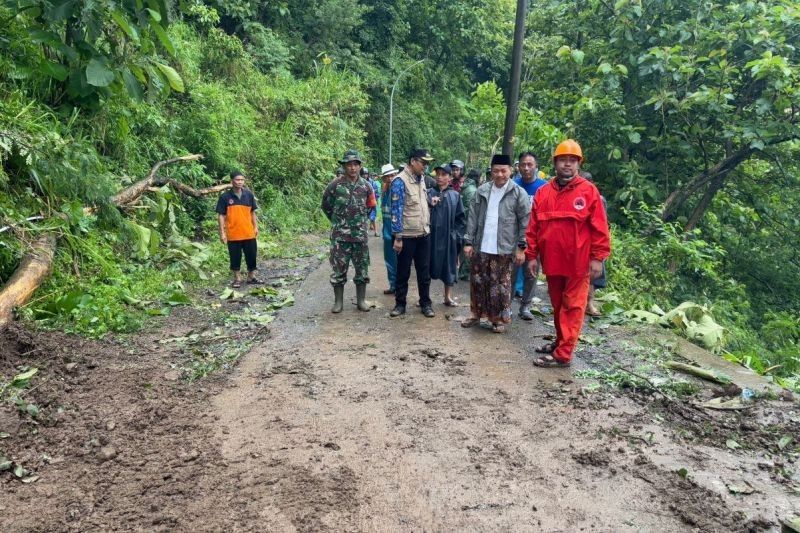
[1,236,798,531]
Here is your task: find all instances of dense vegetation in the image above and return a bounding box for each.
[0,1,797,388]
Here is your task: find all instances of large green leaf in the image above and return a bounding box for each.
[150,21,176,56]
[110,10,140,42]
[86,58,115,87]
[153,62,184,92]
[129,222,152,257]
[44,0,76,22]
[122,68,143,101]
[10,368,38,389]
[40,59,68,81]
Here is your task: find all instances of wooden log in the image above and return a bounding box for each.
[0,234,56,330]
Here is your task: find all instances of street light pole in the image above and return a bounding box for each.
[502,0,528,157]
[389,59,426,163]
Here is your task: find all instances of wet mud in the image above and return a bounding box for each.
[1,235,798,531]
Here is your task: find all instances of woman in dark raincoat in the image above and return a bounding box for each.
[428,164,466,306]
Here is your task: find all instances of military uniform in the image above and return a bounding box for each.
[321,175,375,286]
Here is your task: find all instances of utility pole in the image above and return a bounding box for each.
[502,0,528,157]
[389,59,426,163]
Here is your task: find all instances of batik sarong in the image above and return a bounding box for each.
[469,252,514,324]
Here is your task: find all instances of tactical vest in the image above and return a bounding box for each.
[397,170,430,237]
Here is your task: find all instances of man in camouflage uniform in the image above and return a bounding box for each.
[321,149,377,313]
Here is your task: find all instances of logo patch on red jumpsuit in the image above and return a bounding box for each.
[573,197,586,211]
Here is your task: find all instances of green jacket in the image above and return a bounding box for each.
[460,180,477,220]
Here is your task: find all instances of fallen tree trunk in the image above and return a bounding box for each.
[1,154,209,330]
[0,234,57,329]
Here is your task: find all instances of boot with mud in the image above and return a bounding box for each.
[331,284,344,313]
[356,284,370,312]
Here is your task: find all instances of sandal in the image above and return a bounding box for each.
[461,317,480,328]
[535,342,557,354]
[444,299,458,307]
[231,280,242,288]
[491,323,506,334]
[247,278,264,285]
[533,354,570,368]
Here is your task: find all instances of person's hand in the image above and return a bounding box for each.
[589,259,603,280]
[393,239,403,253]
[514,248,525,266]
[463,245,473,258]
[220,233,227,244]
[254,227,259,238]
[527,258,538,277]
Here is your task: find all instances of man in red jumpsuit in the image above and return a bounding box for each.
[525,140,611,367]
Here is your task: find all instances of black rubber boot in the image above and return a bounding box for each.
[356,284,370,312]
[331,285,344,313]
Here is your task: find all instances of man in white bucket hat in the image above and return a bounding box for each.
[379,163,399,294]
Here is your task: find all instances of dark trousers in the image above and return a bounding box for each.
[228,239,257,272]
[395,234,431,308]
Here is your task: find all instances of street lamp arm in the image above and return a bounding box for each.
[391,59,426,98]
[389,59,427,163]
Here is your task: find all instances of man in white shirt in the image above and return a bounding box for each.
[461,154,531,333]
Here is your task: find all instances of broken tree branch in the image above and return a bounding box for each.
[661,134,797,222]
[0,216,45,234]
[146,179,231,198]
[110,154,203,206]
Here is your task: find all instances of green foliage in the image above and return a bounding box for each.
[1,0,183,104]
[240,22,292,74]
[1,367,40,423]
[1,0,798,393]
[608,204,743,311]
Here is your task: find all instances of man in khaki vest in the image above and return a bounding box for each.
[389,148,435,317]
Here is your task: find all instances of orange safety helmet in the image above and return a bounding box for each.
[553,139,584,162]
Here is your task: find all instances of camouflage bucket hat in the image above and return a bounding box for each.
[340,149,362,165]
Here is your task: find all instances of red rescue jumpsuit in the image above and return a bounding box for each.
[525,176,611,363]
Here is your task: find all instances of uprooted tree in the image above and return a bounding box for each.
[0,154,228,329]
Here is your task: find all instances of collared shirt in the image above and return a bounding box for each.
[216,188,258,241]
[480,180,510,254]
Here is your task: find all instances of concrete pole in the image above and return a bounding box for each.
[389,59,426,163]
[502,0,528,157]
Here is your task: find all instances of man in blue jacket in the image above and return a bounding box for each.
[512,151,547,320]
